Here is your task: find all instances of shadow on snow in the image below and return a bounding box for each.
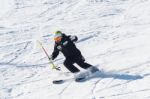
[89,71,143,81]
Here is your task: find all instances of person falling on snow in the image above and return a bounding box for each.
[51,31,99,80]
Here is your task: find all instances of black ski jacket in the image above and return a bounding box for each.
[51,34,82,60]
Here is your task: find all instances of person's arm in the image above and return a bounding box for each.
[51,43,59,60]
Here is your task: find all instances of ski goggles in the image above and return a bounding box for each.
[54,36,62,42]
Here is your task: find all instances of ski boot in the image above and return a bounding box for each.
[86,66,100,77]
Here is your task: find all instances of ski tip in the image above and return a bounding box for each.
[52,80,64,84]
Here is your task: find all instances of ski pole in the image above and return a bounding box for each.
[37,40,60,71]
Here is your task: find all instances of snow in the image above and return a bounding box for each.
[0,0,14,18]
[1,0,150,99]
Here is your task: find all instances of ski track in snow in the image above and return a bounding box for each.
[1,0,150,99]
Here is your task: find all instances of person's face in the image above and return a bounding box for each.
[54,36,62,43]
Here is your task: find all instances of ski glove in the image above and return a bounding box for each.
[69,36,78,42]
[50,55,54,60]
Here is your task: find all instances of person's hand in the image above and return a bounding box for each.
[49,55,54,60]
[69,36,78,42]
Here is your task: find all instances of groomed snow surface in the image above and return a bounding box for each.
[1,0,150,99]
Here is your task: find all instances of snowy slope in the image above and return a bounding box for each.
[1,0,150,99]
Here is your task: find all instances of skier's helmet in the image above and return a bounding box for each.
[54,31,62,42]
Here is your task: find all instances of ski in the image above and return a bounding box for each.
[52,80,64,84]
[52,68,101,84]
[52,72,103,84]
[52,77,87,84]
[52,77,75,84]
[52,73,93,84]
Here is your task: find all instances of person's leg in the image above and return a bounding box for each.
[63,58,80,73]
[75,57,99,73]
[75,58,92,69]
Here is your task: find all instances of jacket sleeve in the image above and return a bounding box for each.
[51,43,59,60]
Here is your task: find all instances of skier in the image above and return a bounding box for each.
[51,31,99,81]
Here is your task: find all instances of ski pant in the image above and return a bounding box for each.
[63,56,92,73]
